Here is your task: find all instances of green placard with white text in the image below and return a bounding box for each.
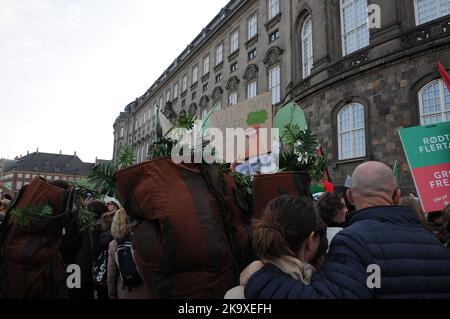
[399,121,450,212]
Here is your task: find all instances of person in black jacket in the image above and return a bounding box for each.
[246,161,450,299]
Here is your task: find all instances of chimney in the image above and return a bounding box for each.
[74,151,77,157]
[27,150,29,155]
[36,148,39,154]
[59,150,62,155]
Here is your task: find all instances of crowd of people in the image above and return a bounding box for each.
[0,161,449,299]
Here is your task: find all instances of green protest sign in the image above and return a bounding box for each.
[399,121,450,212]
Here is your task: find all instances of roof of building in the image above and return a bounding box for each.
[3,152,93,176]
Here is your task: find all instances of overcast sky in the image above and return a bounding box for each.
[0,0,228,163]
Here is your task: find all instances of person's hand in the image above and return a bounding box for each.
[240,261,264,285]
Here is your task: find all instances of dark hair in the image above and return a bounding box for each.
[333,185,355,213]
[315,192,346,226]
[252,195,324,260]
[87,200,109,219]
[2,194,13,201]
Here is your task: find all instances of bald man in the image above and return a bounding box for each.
[347,161,401,211]
[246,161,450,299]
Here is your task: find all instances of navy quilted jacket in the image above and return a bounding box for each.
[245,206,450,299]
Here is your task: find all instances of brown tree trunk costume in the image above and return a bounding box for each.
[0,177,73,299]
[115,158,248,299]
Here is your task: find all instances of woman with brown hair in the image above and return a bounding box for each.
[225,195,327,299]
[315,192,348,246]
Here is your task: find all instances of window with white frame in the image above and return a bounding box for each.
[173,83,178,98]
[166,90,171,102]
[269,0,280,20]
[247,81,257,99]
[338,103,366,160]
[302,16,314,78]
[192,65,198,83]
[231,29,239,53]
[229,91,238,106]
[182,75,188,92]
[203,55,210,75]
[419,79,450,125]
[159,96,164,108]
[248,14,258,40]
[216,43,224,65]
[415,0,450,25]
[340,0,370,56]
[269,64,281,105]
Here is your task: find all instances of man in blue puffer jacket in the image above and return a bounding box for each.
[245,161,450,299]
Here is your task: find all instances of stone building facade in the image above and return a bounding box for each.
[113,0,450,193]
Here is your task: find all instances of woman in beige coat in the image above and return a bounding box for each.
[107,208,147,299]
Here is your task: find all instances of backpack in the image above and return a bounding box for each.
[114,238,142,290]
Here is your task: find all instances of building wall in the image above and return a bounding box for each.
[113,0,293,163]
[289,0,450,192]
[112,0,450,195]
[0,171,88,192]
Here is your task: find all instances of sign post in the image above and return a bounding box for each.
[399,122,450,212]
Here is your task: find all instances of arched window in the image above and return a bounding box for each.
[419,79,450,125]
[338,103,366,160]
[302,16,313,78]
[415,0,450,25]
[340,0,370,56]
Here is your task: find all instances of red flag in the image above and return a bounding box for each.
[316,145,331,182]
[438,62,450,93]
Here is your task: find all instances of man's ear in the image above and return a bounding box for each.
[393,188,401,205]
[347,189,354,205]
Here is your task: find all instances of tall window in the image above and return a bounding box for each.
[415,0,450,25]
[120,127,124,138]
[341,0,370,56]
[166,90,171,102]
[231,29,239,53]
[269,0,280,20]
[159,96,164,108]
[216,43,224,65]
[192,65,198,83]
[182,75,188,92]
[203,55,210,75]
[173,83,178,98]
[302,16,313,78]
[269,65,281,105]
[229,91,238,106]
[248,14,258,40]
[247,81,257,99]
[419,79,450,124]
[338,103,366,160]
